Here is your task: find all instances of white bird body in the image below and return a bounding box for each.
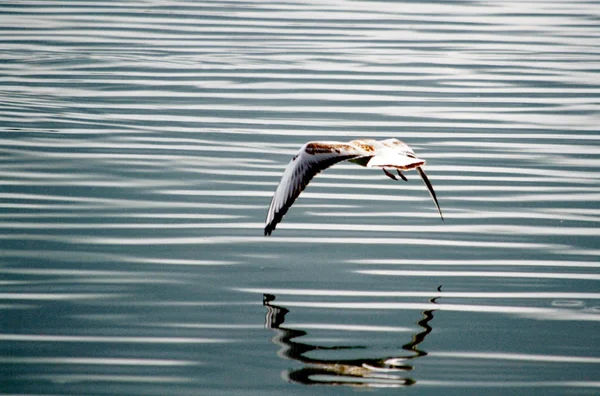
[264,138,443,236]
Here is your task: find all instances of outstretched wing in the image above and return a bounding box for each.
[371,139,444,220]
[264,142,364,236]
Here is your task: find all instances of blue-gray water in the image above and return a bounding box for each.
[1,1,600,395]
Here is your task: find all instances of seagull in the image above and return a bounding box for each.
[264,138,443,236]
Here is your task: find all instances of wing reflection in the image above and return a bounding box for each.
[263,291,440,387]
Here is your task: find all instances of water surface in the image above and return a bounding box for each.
[1,1,600,395]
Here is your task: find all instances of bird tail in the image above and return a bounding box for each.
[366,155,425,170]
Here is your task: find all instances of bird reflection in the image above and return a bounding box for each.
[263,289,440,387]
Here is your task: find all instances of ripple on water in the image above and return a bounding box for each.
[1,0,599,394]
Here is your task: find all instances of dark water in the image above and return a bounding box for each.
[1,1,600,395]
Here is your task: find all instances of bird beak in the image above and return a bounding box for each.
[416,167,444,221]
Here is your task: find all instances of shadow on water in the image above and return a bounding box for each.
[263,288,441,387]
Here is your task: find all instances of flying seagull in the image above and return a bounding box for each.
[264,138,443,236]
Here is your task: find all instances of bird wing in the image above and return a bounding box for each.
[264,142,365,236]
[416,166,444,221]
[371,139,444,220]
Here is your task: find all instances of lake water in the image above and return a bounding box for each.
[1,1,600,395]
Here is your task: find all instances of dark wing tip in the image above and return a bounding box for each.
[264,196,292,236]
[263,153,359,237]
[264,223,275,236]
[416,166,444,221]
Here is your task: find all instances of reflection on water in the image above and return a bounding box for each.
[263,291,440,387]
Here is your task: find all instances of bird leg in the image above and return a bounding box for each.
[382,168,398,181]
[396,169,408,182]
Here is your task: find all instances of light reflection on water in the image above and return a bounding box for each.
[1,0,600,394]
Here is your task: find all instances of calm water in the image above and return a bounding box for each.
[1,1,600,395]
